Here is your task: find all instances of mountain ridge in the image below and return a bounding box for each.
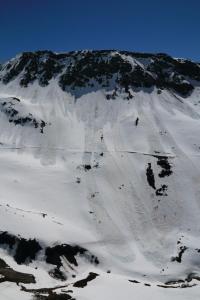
[1,50,200,98]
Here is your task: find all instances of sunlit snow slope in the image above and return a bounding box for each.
[0,50,200,299]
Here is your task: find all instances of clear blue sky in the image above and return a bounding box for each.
[0,0,200,62]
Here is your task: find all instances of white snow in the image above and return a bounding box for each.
[0,77,200,299]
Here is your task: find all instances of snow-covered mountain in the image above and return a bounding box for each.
[0,50,200,299]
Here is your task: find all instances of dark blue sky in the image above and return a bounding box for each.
[0,0,200,62]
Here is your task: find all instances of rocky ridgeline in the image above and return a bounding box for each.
[0,50,200,97]
[0,231,99,282]
[0,97,47,133]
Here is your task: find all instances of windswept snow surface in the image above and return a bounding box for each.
[0,54,200,299]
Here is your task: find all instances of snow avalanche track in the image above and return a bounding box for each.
[0,54,200,298]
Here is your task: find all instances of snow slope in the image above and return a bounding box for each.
[0,50,200,299]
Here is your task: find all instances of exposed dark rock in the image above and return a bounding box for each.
[46,244,85,267]
[129,279,140,283]
[73,272,99,288]
[186,273,200,282]
[174,59,200,81]
[12,97,20,102]
[146,163,156,189]
[156,184,168,196]
[0,98,47,133]
[1,50,199,97]
[22,283,75,299]
[14,238,42,264]
[0,258,8,268]
[0,258,35,284]
[0,231,99,281]
[83,164,92,171]
[0,231,16,249]
[158,283,196,289]
[33,293,74,300]
[165,279,185,285]
[45,244,99,268]
[171,246,188,263]
[144,283,151,286]
[2,51,64,87]
[80,163,99,171]
[93,162,99,168]
[0,231,42,264]
[0,268,35,284]
[49,268,67,281]
[157,157,172,177]
[157,284,179,289]
[76,177,81,183]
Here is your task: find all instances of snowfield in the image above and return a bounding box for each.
[0,50,200,299]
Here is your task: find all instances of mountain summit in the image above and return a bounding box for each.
[1,50,200,97]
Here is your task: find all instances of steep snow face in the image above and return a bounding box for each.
[0,51,200,299]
